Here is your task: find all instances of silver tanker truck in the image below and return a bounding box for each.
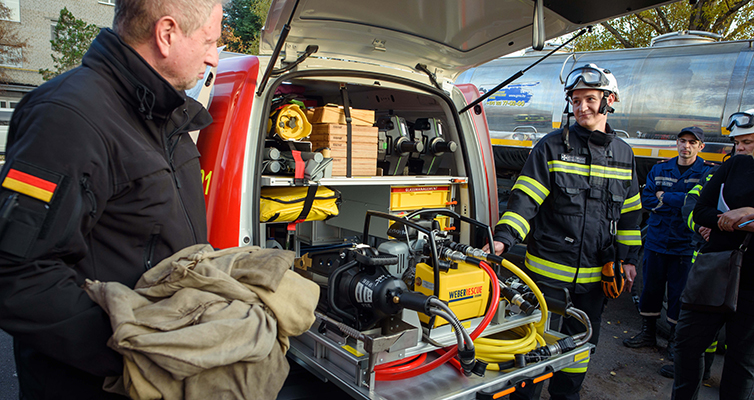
[456,31,752,186]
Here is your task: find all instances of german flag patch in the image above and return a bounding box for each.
[2,161,63,203]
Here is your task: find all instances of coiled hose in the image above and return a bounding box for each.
[472,258,550,370]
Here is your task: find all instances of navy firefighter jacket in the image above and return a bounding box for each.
[642,156,713,255]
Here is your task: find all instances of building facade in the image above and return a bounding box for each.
[0,0,114,108]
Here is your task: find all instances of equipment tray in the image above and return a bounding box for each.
[288,315,594,400]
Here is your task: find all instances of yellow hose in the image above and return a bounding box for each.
[473,259,549,370]
[500,258,548,335]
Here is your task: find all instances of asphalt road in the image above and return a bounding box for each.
[0,331,18,400]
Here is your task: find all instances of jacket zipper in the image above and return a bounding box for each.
[143,227,161,270]
[81,175,97,218]
[56,175,96,248]
[163,109,198,244]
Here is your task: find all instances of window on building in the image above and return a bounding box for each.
[0,0,20,22]
[0,99,18,110]
[0,45,22,68]
[99,0,116,5]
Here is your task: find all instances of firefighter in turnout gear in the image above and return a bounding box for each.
[487,64,642,400]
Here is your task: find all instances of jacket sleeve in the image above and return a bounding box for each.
[694,160,731,229]
[662,191,686,209]
[641,164,661,211]
[683,167,716,233]
[0,102,122,376]
[616,156,642,266]
[493,141,551,251]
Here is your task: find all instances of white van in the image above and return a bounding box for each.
[197,1,675,398]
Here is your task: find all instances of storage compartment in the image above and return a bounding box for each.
[261,78,462,181]
[296,220,343,245]
[256,76,470,251]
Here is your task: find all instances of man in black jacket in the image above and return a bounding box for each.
[0,0,225,398]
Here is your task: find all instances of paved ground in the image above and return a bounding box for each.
[0,292,723,399]
[567,289,722,400]
[0,331,18,399]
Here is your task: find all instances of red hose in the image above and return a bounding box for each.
[375,261,499,381]
[374,353,427,373]
[435,348,462,370]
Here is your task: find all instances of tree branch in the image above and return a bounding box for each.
[633,12,664,34]
[655,7,672,32]
[711,0,751,33]
[688,0,705,30]
[601,22,635,48]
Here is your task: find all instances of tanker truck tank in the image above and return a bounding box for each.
[456,32,754,186]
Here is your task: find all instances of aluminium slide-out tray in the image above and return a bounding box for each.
[287,313,594,400]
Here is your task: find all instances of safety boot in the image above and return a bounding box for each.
[666,324,677,361]
[659,364,674,379]
[658,353,714,380]
[703,351,715,380]
[623,316,657,348]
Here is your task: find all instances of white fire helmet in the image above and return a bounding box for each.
[564,63,620,102]
[727,109,754,137]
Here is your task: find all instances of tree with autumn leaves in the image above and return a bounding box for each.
[220,0,271,54]
[571,0,754,51]
[0,2,27,84]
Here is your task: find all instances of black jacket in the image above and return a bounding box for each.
[694,154,754,291]
[0,29,211,398]
[494,123,642,294]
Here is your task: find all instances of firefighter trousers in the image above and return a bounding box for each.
[511,287,606,400]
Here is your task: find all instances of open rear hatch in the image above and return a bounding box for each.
[261,0,679,83]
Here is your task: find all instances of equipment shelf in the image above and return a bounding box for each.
[261,175,469,187]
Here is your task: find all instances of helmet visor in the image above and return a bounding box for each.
[565,67,609,92]
[727,112,754,131]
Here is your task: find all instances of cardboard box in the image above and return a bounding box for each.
[310,123,378,139]
[310,141,377,158]
[331,157,377,177]
[309,123,378,158]
[306,106,375,126]
[308,122,378,176]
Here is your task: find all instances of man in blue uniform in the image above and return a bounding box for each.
[488,64,642,400]
[624,127,713,360]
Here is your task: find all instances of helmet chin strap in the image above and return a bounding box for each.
[598,91,615,115]
[562,98,573,153]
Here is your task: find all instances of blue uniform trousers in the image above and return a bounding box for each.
[672,290,754,399]
[638,249,692,324]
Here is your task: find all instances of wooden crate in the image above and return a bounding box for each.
[306,106,375,126]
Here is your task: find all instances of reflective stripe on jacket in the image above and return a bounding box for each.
[682,166,719,250]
